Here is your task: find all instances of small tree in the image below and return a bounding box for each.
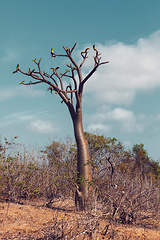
[13,43,109,210]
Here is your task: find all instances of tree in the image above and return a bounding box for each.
[13,43,109,210]
[132,143,160,178]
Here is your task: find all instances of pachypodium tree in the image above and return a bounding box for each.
[13,43,109,210]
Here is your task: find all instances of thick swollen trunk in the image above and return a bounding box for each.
[73,108,92,210]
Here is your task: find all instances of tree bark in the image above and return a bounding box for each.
[72,107,92,210]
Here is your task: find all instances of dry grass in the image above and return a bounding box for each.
[0,198,76,239]
[0,198,160,240]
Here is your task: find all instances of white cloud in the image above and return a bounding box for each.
[108,108,144,133]
[108,108,134,121]
[82,30,160,106]
[0,86,45,102]
[87,123,111,133]
[30,120,57,134]
[2,110,58,135]
[0,112,34,130]
[5,111,34,122]
[86,107,145,134]
[0,48,17,62]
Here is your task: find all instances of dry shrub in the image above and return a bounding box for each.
[0,134,160,239]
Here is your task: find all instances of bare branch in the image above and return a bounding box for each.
[55,89,77,94]
[107,157,114,183]
[50,76,59,86]
[43,72,51,78]
[37,59,46,81]
[66,84,73,105]
[70,42,77,53]
[23,80,43,85]
[63,65,81,107]
[62,46,83,87]
[71,68,78,91]
[18,69,43,81]
[79,49,89,69]
[51,48,67,58]
[82,60,109,85]
[18,64,61,97]
[53,71,64,91]
[15,43,108,120]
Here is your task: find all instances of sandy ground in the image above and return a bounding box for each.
[0,198,160,239]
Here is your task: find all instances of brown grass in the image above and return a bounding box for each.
[0,198,160,240]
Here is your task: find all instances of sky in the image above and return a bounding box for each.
[1,0,160,161]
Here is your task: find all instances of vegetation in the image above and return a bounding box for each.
[0,133,160,239]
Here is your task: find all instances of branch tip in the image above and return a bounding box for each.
[13,64,19,74]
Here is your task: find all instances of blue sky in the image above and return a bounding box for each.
[1,0,160,160]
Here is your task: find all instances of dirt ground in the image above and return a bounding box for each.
[0,198,160,240]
